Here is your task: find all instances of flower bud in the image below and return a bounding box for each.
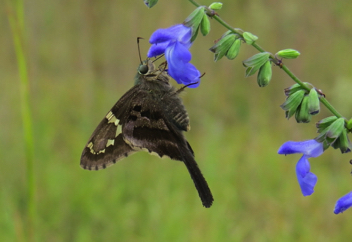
[280,89,305,119]
[243,52,270,77]
[347,118,352,130]
[200,14,210,36]
[209,34,236,61]
[308,88,320,115]
[144,0,158,8]
[226,38,241,60]
[209,2,223,10]
[295,96,311,123]
[243,32,258,45]
[257,61,272,87]
[276,49,300,59]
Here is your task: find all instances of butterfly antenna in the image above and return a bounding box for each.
[137,37,144,64]
[152,54,165,63]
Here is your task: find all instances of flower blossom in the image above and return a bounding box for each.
[334,191,352,214]
[278,139,324,196]
[147,24,201,88]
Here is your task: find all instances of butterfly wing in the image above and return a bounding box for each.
[122,90,214,208]
[80,86,139,170]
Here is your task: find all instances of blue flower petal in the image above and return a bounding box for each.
[166,40,192,63]
[165,42,200,87]
[278,139,324,158]
[147,24,200,87]
[334,191,352,214]
[296,155,317,196]
[149,24,191,47]
[147,41,170,57]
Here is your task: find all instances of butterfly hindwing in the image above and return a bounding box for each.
[122,88,185,159]
[120,90,214,208]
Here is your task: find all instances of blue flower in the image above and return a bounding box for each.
[148,24,201,88]
[334,192,352,214]
[278,139,324,196]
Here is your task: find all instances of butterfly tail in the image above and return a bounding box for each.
[180,146,214,208]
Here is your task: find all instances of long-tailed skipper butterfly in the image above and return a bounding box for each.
[80,47,213,208]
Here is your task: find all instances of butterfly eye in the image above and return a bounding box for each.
[138,64,149,75]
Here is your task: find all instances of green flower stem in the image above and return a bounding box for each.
[7,1,36,241]
[189,0,344,120]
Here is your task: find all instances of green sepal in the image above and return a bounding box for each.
[243,32,258,45]
[280,89,305,119]
[257,61,272,87]
[243,52,270,77]
[200,14,211,36]
[308,88,320,115]
[315,127,329,143]
[295,95,311,123]
[209,2,223,10]
[144,0,158,8]
[326,118,345,139]
[284,83,308,96]
[209,34,236,62]
[226,38,241,60]
[331,129,351,153]
[276,49,300,59]
[221,30,233,37]
[316,116,338,133]
[184,7,206,42]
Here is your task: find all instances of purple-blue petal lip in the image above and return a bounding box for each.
[334,192,352,214]
[296,155,317,196]
[147,42,170,58]
[278,139,323,157]
[149,25,192,46]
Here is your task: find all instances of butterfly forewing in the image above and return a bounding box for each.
[80,86,139,170]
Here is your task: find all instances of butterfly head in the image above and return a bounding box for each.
[135,59,169,85]
[141,59,156,75]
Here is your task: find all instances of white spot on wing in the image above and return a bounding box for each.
[106,139,115,147]
[106,111,120,126]
[106,111,122,137]
[87,141,106,155]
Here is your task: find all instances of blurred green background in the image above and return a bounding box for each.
[2,0,352,241]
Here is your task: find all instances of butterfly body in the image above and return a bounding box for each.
[81,60,213,208]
